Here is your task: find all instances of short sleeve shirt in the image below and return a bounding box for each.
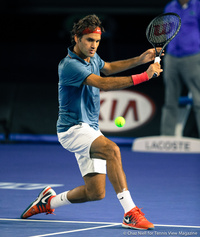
[57,46,105,133]
[164,0,200,57]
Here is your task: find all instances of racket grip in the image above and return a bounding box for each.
[153,56,161,77]
[154,56,161,64]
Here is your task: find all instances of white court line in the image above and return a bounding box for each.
[0,218,200,229]
[0,218,120,225]
[154,224,200,229]
[29,223,120,237]
[0,218,200,237]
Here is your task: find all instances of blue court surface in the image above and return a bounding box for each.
[0,143,200,237]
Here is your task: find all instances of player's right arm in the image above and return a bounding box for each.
[84,74,133,91]
[84,63,162,91]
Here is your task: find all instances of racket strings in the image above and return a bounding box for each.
[147,15,181,46]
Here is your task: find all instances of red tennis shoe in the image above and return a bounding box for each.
[21,186,56,219]
[122,206,154,230]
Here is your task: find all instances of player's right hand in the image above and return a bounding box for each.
[146,62,163,79]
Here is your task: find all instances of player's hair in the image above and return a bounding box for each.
[71,14,105,45]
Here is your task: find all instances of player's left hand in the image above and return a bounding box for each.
[139,48,164,64]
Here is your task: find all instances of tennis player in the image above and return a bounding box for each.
[21,14,163,230]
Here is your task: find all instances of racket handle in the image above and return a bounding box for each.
[153,56,161,77]
[154,56,161,64]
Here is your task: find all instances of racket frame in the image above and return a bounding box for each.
[146,12,181,61]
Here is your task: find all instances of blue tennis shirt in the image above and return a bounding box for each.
[57,46,105,133]
[164,0,200,57]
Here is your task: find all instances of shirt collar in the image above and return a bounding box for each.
[176,0,192,9]
[68,46,80,60]
[68,46,93,65]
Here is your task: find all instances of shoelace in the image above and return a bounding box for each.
[46,210,55,216]
[130,207,146,223]
[43,204,56,216]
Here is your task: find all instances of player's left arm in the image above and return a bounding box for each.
[101,48,162,76]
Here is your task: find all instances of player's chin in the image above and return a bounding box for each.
[89,51,96,57]
[89,54,95,57]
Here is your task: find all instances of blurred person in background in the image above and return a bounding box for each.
[160,0,200,137]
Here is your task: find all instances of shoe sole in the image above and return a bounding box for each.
[20,186,54,219]
[122,223,155,230]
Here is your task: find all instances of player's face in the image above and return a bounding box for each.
[178,0,189,5]
[75,33,101,60]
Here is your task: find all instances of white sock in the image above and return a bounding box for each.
[117,190,136,213]
[50,191,71,209]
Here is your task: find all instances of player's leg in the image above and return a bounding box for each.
[55,132,153,230]
[89,135,154,230]
[51,135,131,207]
[66,173,106,203]
[21,124,106,218]
[48,173,106,211]
[90,135,128,194]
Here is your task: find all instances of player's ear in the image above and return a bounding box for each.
[74,35,78,44]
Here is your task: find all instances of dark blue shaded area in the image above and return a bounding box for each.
[0,143,199,236]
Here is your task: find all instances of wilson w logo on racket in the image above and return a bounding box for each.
[154,22,176,36]
[146,13,181,77]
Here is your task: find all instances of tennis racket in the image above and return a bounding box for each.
[146,13,181,77]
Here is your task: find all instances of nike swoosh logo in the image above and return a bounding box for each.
[119,197,124,200]
[41,194,52,204]
[124,215,136,225]
[124,217,130,223]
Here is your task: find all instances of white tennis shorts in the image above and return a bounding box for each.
[57,123,107,177]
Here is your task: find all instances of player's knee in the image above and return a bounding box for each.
[94,190,106,201]
[107,143,121,162]
[88,189,105,201]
